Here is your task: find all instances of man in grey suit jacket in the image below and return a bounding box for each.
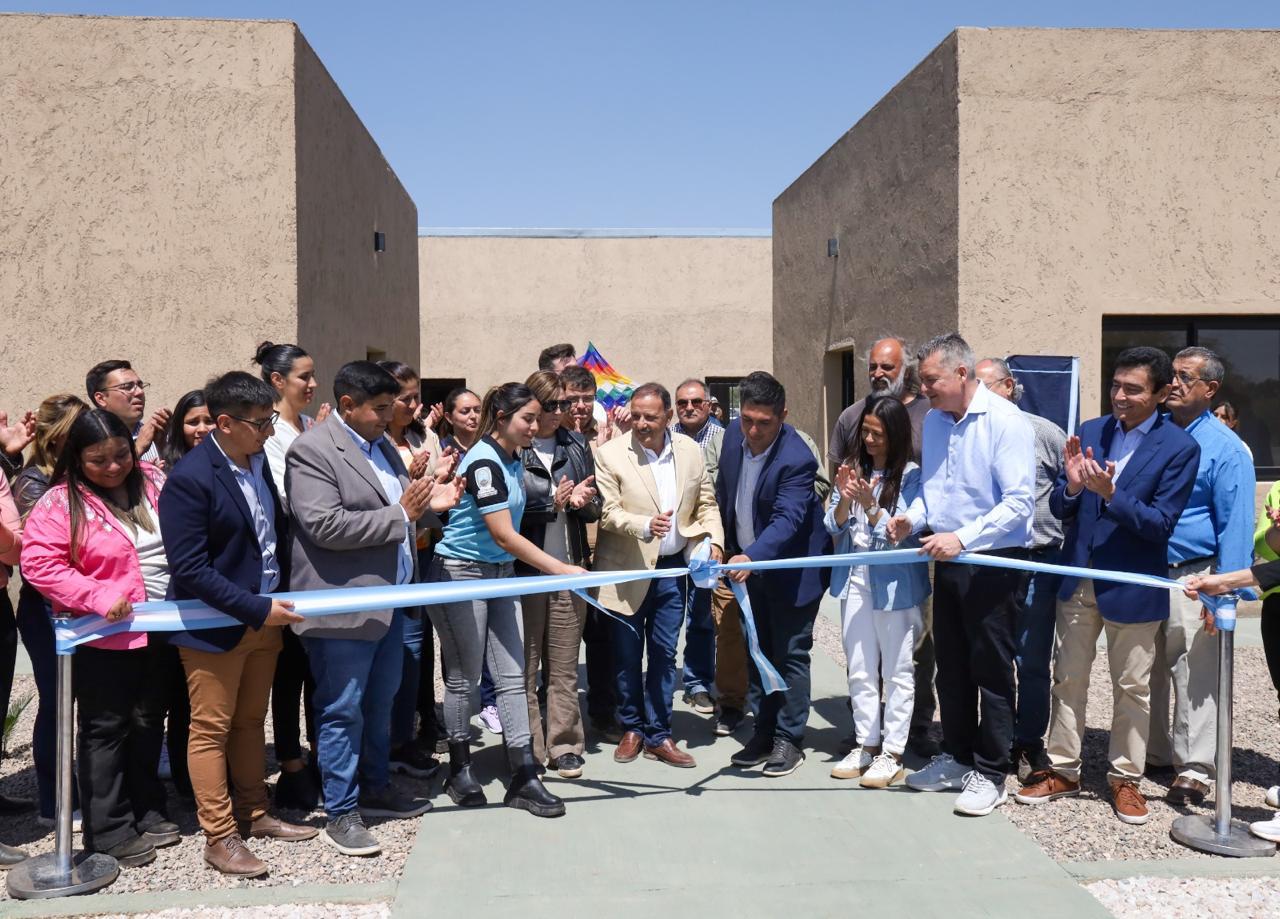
[286,361,461,857]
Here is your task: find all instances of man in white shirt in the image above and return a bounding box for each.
[592,383,724,768]
[890,333,1035,817]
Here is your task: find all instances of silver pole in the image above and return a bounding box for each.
[1170,596,1275,857]
[6,624,120,898]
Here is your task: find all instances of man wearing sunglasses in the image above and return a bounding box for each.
[86,359,168,463]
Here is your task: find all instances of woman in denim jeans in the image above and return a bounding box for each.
[825,395,930,789]
[429,382,586,818]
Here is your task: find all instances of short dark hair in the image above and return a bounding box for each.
[205,371,276,420]
[333,360,400,405]
[739,371,785,414]
[538,343,576,371]
[86,359,133,398]
[560,364,596,393]
[1114,346,1173,392]
[377,360,420,386]
[630,382,672,412]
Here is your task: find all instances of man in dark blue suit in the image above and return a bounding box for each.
[717,372,830,777]
[1015,347,1199,827]
[159,372,316,878]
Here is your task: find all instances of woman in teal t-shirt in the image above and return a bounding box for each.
[428,382,586,819]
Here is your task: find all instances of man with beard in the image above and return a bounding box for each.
[827,337,930,475]
[826,336,936,756]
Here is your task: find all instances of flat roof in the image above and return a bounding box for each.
[418,227,771,239]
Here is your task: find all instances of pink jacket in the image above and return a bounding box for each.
[0,473,20,588]
[19,464,165,651]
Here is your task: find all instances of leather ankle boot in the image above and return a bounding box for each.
[446,742,486,807]
[504,747,565,818]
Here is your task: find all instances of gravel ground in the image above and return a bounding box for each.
[1088,877,1280,918]
[89,905,390,919]
[814,606,1280,863]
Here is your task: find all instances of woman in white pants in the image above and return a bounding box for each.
[825,395,931,788]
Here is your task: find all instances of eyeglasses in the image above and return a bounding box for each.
[676,398,706,409]
[566,395,595,405]
[102,380,149,394]
[229,411,279,432]
[1173,371,1206,388]
[542,400,571,414]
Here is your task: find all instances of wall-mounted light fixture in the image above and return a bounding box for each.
[827,238,838,258]
[374,231,386,253]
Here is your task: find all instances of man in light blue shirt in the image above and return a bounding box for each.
[892,333,1035,817]
[1150,347,1256,804]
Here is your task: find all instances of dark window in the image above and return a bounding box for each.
[422,377,466,411]
[1102,316,1280,475]
[706,376,742,421]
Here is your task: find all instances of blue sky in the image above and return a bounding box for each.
[12,1,1280,228]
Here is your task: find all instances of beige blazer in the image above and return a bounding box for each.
[593,432,724,615]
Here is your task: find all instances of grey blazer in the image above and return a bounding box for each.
[285,413,441,640]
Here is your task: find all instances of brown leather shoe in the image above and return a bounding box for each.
[1167,775,1211,806]
[1013,770,1081,805]
[643,738,696,768]
[242,814,319,842]
[1110,780,1150,825]
[614,730,644,763]
[204,833,268,877]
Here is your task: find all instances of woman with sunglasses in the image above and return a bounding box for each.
[517,371,599,777]
[21,409,179,867]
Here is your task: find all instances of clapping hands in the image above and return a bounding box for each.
[1064,435,1117,500]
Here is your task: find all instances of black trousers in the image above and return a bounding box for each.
[162,643,192,794]
[74,642,169,851]
[0,592,16,771]
[271,626,317,763]
[582,608,615,723]
[745,582,820,747]
[1262,594,1280,707]
[933,553,1027,781]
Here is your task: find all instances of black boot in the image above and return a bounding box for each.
[446,742,487,807]
[504,747,565,818]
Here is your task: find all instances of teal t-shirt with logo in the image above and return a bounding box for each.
[436,436,526,564]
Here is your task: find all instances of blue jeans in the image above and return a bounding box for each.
[301,612,404,817]
[681,586,715,696]
[610,555,687,745]
[391,612,428,748]
[1014,546,1063,750]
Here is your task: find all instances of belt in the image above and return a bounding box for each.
[1169,555,1214,572]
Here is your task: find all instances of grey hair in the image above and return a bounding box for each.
[865,336,915,398]
[981,357,1024,404]
[916,332,976,376]
[674,378,709,397]
[1175,346,1225,385]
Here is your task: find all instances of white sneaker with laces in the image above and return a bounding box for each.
[954,771,1007,816]
[1250,815,1280,842]
[831,746,874,779]
[860,752,905,789]
[905,753,969,792]
[1266,785,1279,809]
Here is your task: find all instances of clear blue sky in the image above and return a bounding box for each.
[13,1,1280,228]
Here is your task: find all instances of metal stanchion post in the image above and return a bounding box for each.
[7,623,119,899]
[1171,596,1275,857]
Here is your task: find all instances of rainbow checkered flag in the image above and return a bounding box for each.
[578,342,635,410]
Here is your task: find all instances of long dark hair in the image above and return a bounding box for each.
[438,386,480,440]
[479,383,537,441]
[159,389,208,469]
[849,394,911,513]
[54,409,155,564]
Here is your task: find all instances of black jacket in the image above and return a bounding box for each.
[516,429,601,574]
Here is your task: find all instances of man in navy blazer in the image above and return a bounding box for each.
[1015,347,1199,827]
[160,372,316,878]
[717,372,830,777]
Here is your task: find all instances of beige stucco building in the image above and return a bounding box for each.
[774,28,1280,470]
[0,13,418,417]
[418,232,773,403]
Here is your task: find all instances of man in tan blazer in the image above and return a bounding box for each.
[593,383,724,768]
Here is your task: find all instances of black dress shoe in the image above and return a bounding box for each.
[0,792,35,815]
[1143,763,1177,781]
[730,732,775,768]
[0,841,27,869]
[591,717,625,745]
[275,765,321,811]
[103,834,157,868]
[1167,775,1211,806]
[762,738,805,778]
[141,819,181,847]
[715,707,744,737]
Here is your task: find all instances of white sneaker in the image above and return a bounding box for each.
[905,753,969,792]
[478,705,503,735]
[157,741,172,780]
[1250,815,1280,842]
[831,746,874,780]
[860,752,905,789]
[1266,785,1279,809]
[954,771,1007,816]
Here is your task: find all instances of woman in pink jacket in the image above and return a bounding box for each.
[20,409,179,868]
